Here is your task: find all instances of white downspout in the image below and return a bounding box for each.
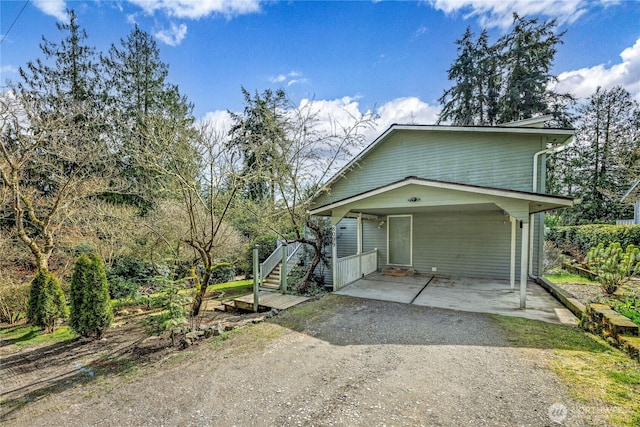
[529,135,574,279]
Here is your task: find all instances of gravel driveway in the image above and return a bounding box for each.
[3,294,585,426]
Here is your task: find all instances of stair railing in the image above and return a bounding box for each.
[259,240,305,284]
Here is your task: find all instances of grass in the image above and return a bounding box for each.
[544,270,598,284]
[0,324,77,349]
[493,315,640,426]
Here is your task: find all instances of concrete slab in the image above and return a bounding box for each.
[336,273,578,325]
[334,274,430,304]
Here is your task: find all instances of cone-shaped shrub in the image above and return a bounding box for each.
[38,273,69,333]
[70,254,91,334]
[28,269,68,333]
[27,269,48,326]
[70,253,113,338]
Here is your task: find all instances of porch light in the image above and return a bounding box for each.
[408,197,421,202]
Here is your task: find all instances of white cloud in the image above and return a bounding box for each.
[32,0,68,22]
[154,22,188,46]
[269,75,287,83]
[374,97,441,134]
[268,70,309,87]
[552,37,640,101]
[197,96,442,179]
[127,0,262,19]
[0,65,19,75]
[427,0,593,29]
[199,110,234,135]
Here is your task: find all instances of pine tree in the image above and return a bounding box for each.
[438,14,572,127]
[102,25,194,210]
[228,87,288,202]
[497,14,566,123]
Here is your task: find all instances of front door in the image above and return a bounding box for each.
[387,215,412,266]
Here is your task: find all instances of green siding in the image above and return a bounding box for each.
[360,211,525,280]
[314,130,546,208]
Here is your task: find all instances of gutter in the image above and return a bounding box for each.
[528,134,575,280]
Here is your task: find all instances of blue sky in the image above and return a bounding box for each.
[1,0,639,137]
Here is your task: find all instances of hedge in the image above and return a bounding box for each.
[547,224,640,258]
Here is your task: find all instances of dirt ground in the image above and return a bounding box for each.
[1,294,594,426]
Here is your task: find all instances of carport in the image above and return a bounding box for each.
[335,272,577,325]
[310,177,575,309]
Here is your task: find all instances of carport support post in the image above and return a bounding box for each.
[520,221,529,309]
[510,217,516,291]
[332,225,337,291]
[357,213,362,277]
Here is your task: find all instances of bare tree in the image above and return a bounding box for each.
[0,92,114,272]
[139,115,248,316]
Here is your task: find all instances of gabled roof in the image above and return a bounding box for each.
[312,122,575,201]
[622,180,640,202]
[309,176,575,217]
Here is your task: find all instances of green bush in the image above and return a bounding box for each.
[0,281,29,324]
[28,270,68,333]
[70,254,113,339]
[547,224,640,260]
[107,255,156,299]
[209,262,236,285]
[608,295,640,327]
[585,243,640,295]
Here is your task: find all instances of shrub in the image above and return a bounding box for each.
[70,254,113,339]
[547,224,640,260]
[0,281,29,324]
[209,262,236,285]
[608,295,640,327]
[106,255,156,299]
[585,243,640,295]
[143,278,191,345]
[69,254,91,333]
[28,270,68,333]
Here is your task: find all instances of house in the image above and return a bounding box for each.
[618,180,640,225]
[308,117,576,308]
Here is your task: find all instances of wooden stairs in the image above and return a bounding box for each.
[261,263,282,290]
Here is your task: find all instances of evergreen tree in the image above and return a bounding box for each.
[69,254,91,333]
[554,86,640,223]
[228,87,288,203]
[102,25,194,209]
[27,269,47,326]
[497,14,566,123]
[28,269,68,333]
[69,253,113,338]
[438,27,478,126]
[438,14,572,127]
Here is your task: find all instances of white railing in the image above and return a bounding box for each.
[335,249,378,290]
[616,219,635,225]
[284,241,303,276]
[259,241,304,282]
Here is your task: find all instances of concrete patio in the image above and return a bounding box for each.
[334,272,577,325]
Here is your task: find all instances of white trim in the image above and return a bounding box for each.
[387,214,413,267]
[310,177,574,216]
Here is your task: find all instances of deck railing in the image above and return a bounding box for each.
[335,249,378,290]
